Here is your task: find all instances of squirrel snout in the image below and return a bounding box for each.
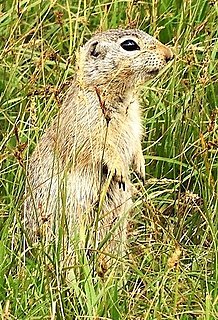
[165,48,174,62]
[156,42,174,62]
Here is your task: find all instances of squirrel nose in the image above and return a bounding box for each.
[165,49,174,62]
[156,42,174,62]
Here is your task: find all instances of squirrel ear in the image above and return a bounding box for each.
[89,41,100,57]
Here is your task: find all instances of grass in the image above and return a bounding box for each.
[0,0,218,318]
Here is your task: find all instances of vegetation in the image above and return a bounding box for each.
[0,0,217,318]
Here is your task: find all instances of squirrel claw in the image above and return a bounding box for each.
[135,170,145,184]
[118,178,126,191]
[113,169,126,191]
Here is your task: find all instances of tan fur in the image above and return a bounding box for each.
[24,29,173,263]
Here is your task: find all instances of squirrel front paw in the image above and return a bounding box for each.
[113,168,126,191]
[105,163,127,191]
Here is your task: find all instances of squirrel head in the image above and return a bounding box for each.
[76,29,173,90]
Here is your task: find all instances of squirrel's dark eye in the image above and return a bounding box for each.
[90,41,100,57]
[120,39,140,51]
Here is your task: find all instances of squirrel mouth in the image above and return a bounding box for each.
[147,69,159,75]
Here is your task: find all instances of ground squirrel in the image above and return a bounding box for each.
[25,29,173,264]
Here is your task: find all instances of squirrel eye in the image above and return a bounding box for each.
[120,39,140,51]
[90,41,100,57]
